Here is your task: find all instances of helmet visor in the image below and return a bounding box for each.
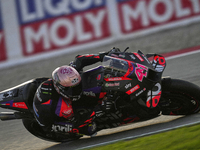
[58,82,82,98]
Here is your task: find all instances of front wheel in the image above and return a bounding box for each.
[159,77,200,115]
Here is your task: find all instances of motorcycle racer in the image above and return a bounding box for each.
[33,48,120,136]
[2,48,200,143]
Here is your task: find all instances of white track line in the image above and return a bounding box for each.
[165,49,200,60]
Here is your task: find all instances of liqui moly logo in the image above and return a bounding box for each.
[117,0,200,34]
[16,0,110,56]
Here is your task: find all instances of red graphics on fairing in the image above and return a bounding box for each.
[104,77,132,81]
[0,101,28,109]
[103,52,164,109]
[99,92,107,98]
[13,102,28,109]
[96,74,101,81]
[124,61,135,77]
[135,63,148,82]
[41,99,52,105]
[126,84,140,95]
[133,53,144,62]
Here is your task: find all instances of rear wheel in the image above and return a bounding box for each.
[160,78,200,115]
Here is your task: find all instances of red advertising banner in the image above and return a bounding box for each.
[117,0,200,34]
[0,31,6,61]
[16,0,111,56]
[1,0,200,68]
[0,7,7,61]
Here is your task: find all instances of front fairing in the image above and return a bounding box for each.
[102,51,166,108]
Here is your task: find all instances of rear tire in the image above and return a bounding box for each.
[160,77,200,115]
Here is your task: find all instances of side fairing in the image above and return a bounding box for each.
[102,51,166,108]
[81,66,105,99]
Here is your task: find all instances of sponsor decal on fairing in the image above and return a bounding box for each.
[126,84,140,95]
[129,55,136,60]
[105,77,131,81]
[135,88,146,97]
[125,83,132,89]
[0,91,12,101]
[13,102,28,109]
[83,91,96,97]
[52,123,73,133]
[105,82,120,87]
[133,53,144,61]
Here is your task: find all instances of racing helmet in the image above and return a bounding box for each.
[52,65,82,100]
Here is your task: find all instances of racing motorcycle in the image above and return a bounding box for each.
[0,48,200,143]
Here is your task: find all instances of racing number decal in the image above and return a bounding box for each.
[146,83,161,108]
[152,55,166,72]
[154,56,165,66]
[135,63,148,82]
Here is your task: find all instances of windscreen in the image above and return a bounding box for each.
[102,56,129,72]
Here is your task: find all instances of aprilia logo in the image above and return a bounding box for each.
[83,91,96,97]
[52,124,72,133]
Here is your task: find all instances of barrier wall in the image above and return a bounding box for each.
[0,0,200,69]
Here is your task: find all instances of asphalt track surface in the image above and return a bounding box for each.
[0,22,200,150]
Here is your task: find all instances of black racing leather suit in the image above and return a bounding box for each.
[33,52,111,135]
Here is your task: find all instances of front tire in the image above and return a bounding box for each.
[160,78,200,115]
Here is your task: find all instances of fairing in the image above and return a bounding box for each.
[102,51,166,108]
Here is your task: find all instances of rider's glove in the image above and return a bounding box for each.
[108,47,121,55]
[69,60,83,73]
[69,61,76,68]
